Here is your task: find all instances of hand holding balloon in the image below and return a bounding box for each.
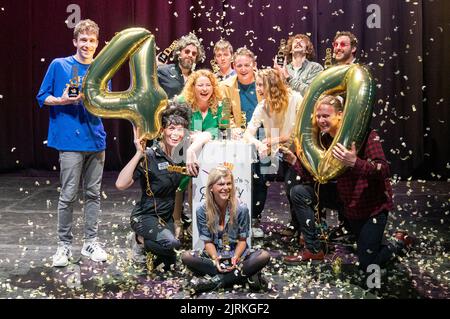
[133,126,146,159]
[293,64,375,183]
[332,142,357,167]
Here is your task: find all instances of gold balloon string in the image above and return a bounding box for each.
[141,139,153,197]
[141,139,166,226]
[314,182,329,253]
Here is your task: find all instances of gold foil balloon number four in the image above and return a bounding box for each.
[294,64,376,183]
[82,28,168,140]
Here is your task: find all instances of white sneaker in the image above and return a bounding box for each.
[126,232,146,264]
[81,239,107,262]
[252,227,265,238]
[52,244,72,267]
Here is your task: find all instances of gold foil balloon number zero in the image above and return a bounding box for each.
[293,64,375,184]
[82,28,168,140]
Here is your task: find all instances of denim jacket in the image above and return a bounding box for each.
[196,201,250,254]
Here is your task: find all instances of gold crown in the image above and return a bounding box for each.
[222,162,234,171]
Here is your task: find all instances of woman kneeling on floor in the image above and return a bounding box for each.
[116,102,192,271]
[182,165,271,294]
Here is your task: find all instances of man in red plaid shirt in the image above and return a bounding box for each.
[280,95,413,269]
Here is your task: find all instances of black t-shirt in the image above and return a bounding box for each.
[157,63,184,99]
[131,144,183,222]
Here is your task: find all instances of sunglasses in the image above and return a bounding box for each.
[333,41,351,49]
[182,49,198,56]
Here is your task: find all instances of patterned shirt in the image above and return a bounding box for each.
[291,130,394,220]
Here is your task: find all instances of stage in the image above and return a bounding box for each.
[0,172,448,299]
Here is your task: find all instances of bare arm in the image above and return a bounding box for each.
[115,127,145,190]
[186,131,212,176]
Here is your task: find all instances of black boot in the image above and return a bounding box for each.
[247,273,268,291]
[192,275,224,294]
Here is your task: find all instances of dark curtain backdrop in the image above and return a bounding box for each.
[0,0,448,179]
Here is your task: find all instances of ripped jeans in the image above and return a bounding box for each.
[130,214,181,268]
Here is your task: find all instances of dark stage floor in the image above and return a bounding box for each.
[0,172,448,299]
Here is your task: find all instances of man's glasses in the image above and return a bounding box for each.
[333,41,350,49]
[182,49,198,57]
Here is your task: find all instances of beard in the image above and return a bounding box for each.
[179,57,194,70]
[334,50,352,63]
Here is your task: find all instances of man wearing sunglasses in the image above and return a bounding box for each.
[158,33,205,99]
[333,31,358,65]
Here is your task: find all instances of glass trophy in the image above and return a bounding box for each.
[158,39,179,64]
[68,65,79,97]
[276,38,287,66]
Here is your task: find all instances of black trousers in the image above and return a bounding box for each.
[131,214,181,268]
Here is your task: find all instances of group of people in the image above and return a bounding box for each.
[37,18,414,295]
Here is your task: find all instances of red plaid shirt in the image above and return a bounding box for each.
[291,130,394,220]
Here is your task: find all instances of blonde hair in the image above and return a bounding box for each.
[73,19,99,40]
[205,166,237,233]
[181,69,222,114]
[232,47,256,63]
[257,68,289,114]
[214,39,233,55]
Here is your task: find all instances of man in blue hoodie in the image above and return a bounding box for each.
[36,19,107,267]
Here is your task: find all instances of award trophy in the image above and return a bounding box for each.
[219,98,232,140]
[210,59,220,77]
[158,39,179,64]
[276,38,287,66]
[324,48,333,69]
[240,111,247,130]
[68,65,79,98]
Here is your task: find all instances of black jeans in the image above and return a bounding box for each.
[182,249,270,287]
[130,214,181,269]
[290,183,343,252]
[347,211,401,270]
[283,165,302,230]
[252,159,268,220]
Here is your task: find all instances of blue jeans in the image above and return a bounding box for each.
[130,214,181,268]
[348,211,400,270]
[57,151,105,244]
